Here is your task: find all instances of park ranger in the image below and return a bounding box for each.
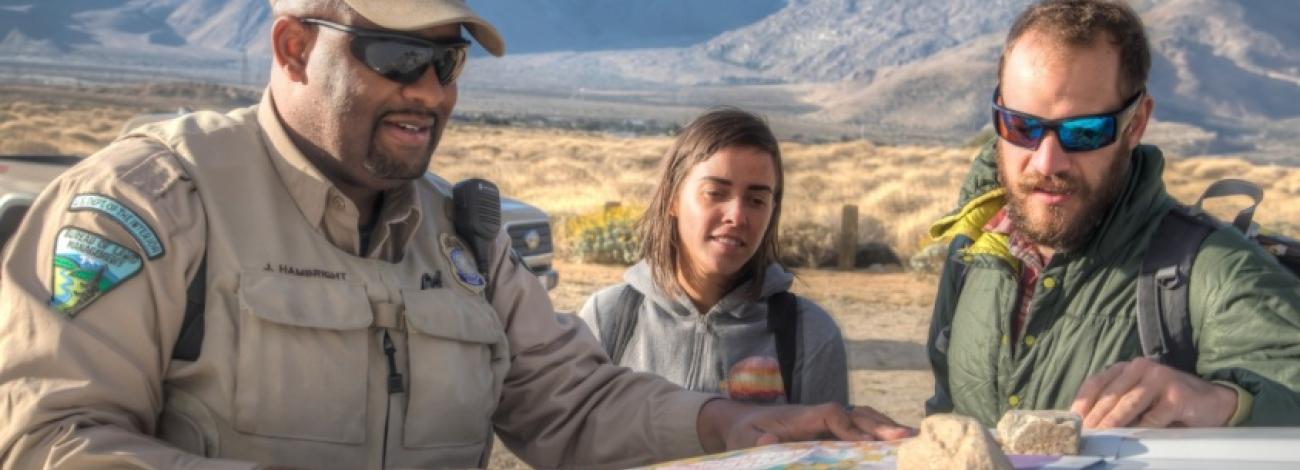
[0,0,911,469]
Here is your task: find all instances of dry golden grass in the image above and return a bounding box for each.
[0,83,256,157]
[0,100,139,156]
[436,125,1300,259]
[435,128,973,259]
[1166,156,1300,235]
[5,85,1298,260]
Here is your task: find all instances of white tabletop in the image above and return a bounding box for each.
[642,428,1300,469]
[1078,427,1300,469]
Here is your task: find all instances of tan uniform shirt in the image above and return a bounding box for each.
[0,91,712,470]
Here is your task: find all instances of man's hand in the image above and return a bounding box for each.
[696,400,913,453]
[848,404,916,441]
[1070,357,1238,428]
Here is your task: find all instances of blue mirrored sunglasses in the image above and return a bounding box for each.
[991,87,1144,152]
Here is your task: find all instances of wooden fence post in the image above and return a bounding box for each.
[839,204,858,270]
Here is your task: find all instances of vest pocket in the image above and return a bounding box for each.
[402,288,508,449]
[233,271,373,443]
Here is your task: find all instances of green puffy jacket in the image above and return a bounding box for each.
[925,141,1300,427]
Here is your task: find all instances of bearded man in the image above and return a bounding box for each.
[925,0,1300,429]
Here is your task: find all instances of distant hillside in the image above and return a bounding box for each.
[0,0,263,53]
[2,0,1298,161]
[811,0,1300,156]
[0,0,783,55]
[460,0,1300,159]
[165,0,272,54]
[475,0,784,53]
[699,0,1032,82]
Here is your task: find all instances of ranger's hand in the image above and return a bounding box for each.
[696,400,912,453]
[1069,357,1238,428]
[848,404,916,440]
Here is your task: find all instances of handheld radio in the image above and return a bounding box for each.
[452,178,502,282]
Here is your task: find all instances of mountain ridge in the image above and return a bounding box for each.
[2,0,1298,160]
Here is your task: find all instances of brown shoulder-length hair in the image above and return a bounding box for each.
[638,107,784,300]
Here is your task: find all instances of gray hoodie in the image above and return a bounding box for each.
[578,261,849,406]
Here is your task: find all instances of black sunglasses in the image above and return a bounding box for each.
[992,87,1144,152]
[300,18,470,86]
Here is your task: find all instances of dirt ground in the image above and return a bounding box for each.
[487,260,936,469]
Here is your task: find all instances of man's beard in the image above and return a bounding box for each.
[1000,142,1131,252]
[364,143,434,180]
[363,113,440,181]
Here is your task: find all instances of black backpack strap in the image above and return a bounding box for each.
[1137,207,1214,373]
[767,291,800,404]
[600,285,644,366]
[1195,179,1263,234]
[172,252,207,361]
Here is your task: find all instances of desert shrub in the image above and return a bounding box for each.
[857,215,893,247]
[1189,160,1252,180]
[871,185,932,215]
[26,116,56,129]
[1275,173,1300,195]
[892,212,940,260]
[855,241,902,267]
[0,139,60,154]
[538,161,592,184]
[90,120,117,134]
[1265,221,1300,239]
[905,170,958,189]
[779,221,836,268]
[563,204,644,265]
[61,130,101,147]
[619,181,656,202]
[795,174,830,201]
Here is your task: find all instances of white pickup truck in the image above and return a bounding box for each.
[0,153,559,290]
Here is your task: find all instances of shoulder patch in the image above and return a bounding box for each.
[440,233,486,292]
[49,227,144,317]
[68,194,164,259]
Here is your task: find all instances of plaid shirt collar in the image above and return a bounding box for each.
[985,208,1049,274]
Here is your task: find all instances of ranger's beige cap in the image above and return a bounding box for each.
[273,0,505,56]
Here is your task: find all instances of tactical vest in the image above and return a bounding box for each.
[130,107,510,469]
